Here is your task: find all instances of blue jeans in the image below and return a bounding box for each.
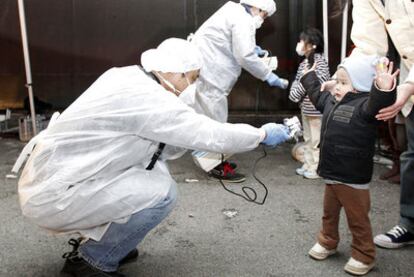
[78,184,177,272]
[400,110,414,234]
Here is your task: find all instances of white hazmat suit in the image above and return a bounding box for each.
[17,65,266,241]
[190,1,275,122]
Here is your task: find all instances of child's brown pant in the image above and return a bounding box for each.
[317,184,376,264]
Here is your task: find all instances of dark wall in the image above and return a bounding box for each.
[0,0,351,111]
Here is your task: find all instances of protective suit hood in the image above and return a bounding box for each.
[141,38,202,73]
[240,0,277,16]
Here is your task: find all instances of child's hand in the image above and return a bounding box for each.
[375,59,400,91]
[320,80,336,93]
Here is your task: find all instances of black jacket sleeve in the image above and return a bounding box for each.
[300,70,332,113]
[362,83,396,120]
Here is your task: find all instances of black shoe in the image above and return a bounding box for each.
[212,161,238,170]
[119,249,139,266]
[61,256,125,277]
[374,225,414,249]
[61,238,134,276]
[63,238,138,266]
[227,161,237,170]
[209,161,246,183]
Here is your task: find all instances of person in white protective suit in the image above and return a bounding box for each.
[189,0,289,182]
[15,38,291,277]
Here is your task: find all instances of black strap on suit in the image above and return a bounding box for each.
[146,143,166,170]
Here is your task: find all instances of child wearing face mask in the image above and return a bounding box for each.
[289,28,330,179]
[300,55,399,276]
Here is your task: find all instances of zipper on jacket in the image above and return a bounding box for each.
[319,100,341,171]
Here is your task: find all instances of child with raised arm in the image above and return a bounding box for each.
[300,55,399,276]
[289,27,330,179]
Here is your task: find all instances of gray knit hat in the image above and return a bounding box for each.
[338,54,378,92]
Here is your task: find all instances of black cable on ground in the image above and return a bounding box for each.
[218,49,275,205]
[218,145,269,205]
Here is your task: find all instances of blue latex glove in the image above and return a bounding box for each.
[260,123,290,147]
[254,45,268,57]
[266,73,289,89]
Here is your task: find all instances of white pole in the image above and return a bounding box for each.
[323,0,329,62]
[341,2,349,61]
[17,0,37,135]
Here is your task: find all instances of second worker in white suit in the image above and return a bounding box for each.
[189,0,288,182]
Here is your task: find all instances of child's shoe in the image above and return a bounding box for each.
[303,170,320,179]
[308,242,336,260]
[296,166,306,176]
[344,257,375,276]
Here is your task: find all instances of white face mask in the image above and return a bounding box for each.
[156,73,192,96]
[253,15,264,29]
[296,42,305,56]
